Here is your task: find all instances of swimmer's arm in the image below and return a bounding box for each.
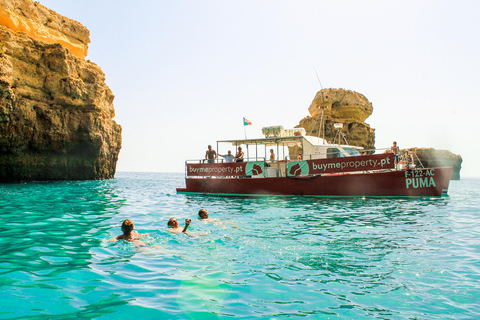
[223,221,239,228]
[182,219,191,233]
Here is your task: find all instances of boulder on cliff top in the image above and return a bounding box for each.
[297,88,375,151]
[308,88,373,122]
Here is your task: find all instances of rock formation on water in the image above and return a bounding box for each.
[296,88,375,150]
[295,88,462,179]
[409,148,463,180]
[0,0,122,181]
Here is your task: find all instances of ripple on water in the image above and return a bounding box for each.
[0,174,479,318]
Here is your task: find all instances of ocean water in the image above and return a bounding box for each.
[0,172,479,319]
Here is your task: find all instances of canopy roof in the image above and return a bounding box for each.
[217,136,307,147]
[216,135,362,149]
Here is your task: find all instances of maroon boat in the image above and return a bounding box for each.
[177,127,452,197]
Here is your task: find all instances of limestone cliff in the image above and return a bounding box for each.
[0,0,121,181]
[296,88,375,150]
[0,0,89,59]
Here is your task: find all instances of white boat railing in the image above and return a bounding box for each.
[183,148,421,178]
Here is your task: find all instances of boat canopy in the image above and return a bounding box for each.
[217,136,306,147]
[217,135,362,151]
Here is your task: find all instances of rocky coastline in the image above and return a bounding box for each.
[0,0,121,181]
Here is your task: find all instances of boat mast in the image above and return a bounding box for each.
[312,66,326,144]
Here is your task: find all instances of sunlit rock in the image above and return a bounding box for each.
[0,0,121,181]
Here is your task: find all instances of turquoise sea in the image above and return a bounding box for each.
[0,172,479,319]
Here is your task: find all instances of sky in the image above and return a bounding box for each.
[39,0,480,177]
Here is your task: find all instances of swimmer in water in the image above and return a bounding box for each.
[167,217,191,234]
[110,219,181,253]
[168,217,208,237]
[114,219,149,247]
[198,208,216,222]
[198,209,238,228]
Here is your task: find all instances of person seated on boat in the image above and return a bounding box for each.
[404,151,415,169]
[205,145,217,163]
[114,219,149,247]
[218,150,234,163]
[269,149,276,163]
[167,217,191,234]
[297,153,303,161]
[235,147,244,162]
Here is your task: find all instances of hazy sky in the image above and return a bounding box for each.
[39,0,480,177]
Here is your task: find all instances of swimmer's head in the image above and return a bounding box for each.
[198,209,208,219]
[121,219,134,234]
[168,217,178,228]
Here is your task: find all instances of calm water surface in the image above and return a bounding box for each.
[0,173,479,319]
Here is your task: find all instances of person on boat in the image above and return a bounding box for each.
[297,153,303,161]
[167,217,191,234]
[390,141,400,165]
[404,151,415,169]
[218,150,234,163]
[390,141,399,154]
[205,145,217,163]
[235,147,244,162]
[269,149,275,163]
[114,219,149,247]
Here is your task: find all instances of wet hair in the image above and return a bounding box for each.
[121,219,134,234]
[167,218,176,227]
[198,209,208,219]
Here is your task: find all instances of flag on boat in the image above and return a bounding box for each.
[243,118,252,126]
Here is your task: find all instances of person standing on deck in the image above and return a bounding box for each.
[235,147,244,162]
[218,150,234,163]
[205,145,217,163]
[269,149,275,163]
[390,141,400,164]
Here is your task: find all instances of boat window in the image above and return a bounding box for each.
[327,148,341,159]
[343,147,361,156]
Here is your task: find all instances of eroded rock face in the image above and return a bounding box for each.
[410,148,462,180]
[0,0,121,181]
[0,0,89,59]
[297,88,375,150]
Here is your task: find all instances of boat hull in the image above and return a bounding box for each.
[176,167,453,197]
